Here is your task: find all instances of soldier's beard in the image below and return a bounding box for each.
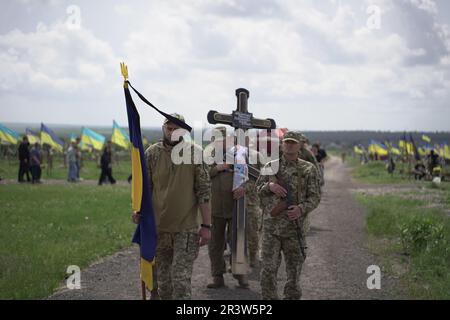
[163,136,182,147]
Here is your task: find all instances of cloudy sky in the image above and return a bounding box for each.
[0,0,449,131]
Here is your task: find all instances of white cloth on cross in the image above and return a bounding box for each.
[231,145,249,191]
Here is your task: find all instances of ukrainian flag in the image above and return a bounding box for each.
[81,127,105,151]
[418,147,427,157]
[369,140,388,157]
[123,76,157,292]
[444,145,450,160]
[409,134,421,161]
[354,145,364,154]
[40,123,64,152]
[69,133,78,143]
[385,141,401,156]
[26,128,40,145]
[0,123,19,145]
[422,135,431,143]
[390,147,401,155]
[111,120,130,149]
[399,140,414,155]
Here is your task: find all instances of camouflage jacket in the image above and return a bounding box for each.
[246,148,263,207]
[256,155,321,236]
[300,147,322,181]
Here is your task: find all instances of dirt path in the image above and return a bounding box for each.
[48,156,399,300]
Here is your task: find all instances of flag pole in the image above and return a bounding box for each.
[141,280,147,300]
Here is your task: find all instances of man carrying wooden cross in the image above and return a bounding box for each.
[206,88,276,288]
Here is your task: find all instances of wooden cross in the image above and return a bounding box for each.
[207,88,276,274]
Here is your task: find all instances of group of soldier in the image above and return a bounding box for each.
[132,113,325,300]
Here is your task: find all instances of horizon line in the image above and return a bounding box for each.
[1,122,449,133]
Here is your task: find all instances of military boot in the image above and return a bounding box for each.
[249,254,260,268]
[233,274,249,288]
[207,276,225,289]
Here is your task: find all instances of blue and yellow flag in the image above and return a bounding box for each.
[409,133,421,161]
[422,134,431,143]
[390,146,401,156]
[422,135,431,143]
[111,120,130,149]
[41,123,64,152]
[81,127,105,151]
[418,147,427,157]
[69,133,78,143]
[122,64,158,292]
[384,141,401,156]
[0,123,20,145]
[444,144,450,160]
[399,140,414,155]
[354,145,364,154]
[26,128,40,145]
[369,140,388,157]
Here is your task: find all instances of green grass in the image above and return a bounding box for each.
[357,194,450,299]
[0,156,132,181]
[347,155,450,185]
[0,184,134,299]
[347,156,413,185]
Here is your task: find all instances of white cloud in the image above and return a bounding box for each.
[0,0,449,131]
[0,20,118,94]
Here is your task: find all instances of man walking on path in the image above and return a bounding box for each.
[257,131,321,300]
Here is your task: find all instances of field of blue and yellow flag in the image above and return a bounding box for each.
[0,123,19,145]
[122,65,157,292]
[81,127,105,151]
[41,123,64,152]
[111,120,130,149]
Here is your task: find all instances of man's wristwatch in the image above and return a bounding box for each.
[201,224,212,229]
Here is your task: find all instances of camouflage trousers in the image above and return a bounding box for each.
[247,204,262,264]
[303,215,311,235]
[156,228,199,300]
[260,227,305,300]
[208,216,232,276]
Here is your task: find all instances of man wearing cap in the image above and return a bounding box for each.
[206,126,249,289]
[135,113,212,300]
[256,131,321,300]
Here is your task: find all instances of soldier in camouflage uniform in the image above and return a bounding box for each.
[206,127,249,289]
[134,114,212,300]
[298,133,321,183]
[297,133,323,234]
[257,131,321,300]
